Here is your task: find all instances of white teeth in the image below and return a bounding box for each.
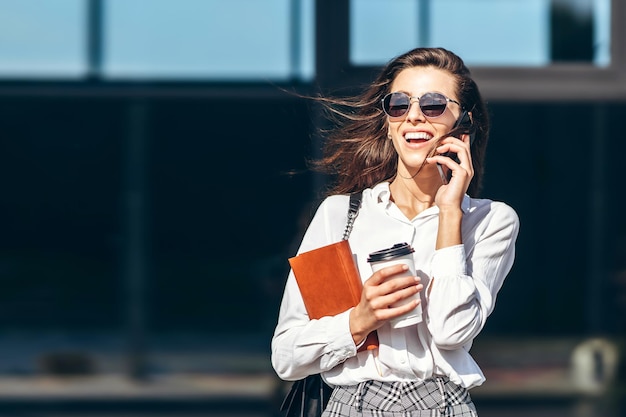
[404,131,432,140]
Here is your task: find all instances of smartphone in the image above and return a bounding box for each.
[436,110,474,183]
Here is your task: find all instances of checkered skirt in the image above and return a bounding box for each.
[321,377,478,417]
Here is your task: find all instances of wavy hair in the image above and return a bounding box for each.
[311,47,489,197]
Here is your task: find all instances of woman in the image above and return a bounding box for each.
[271,47,519,416]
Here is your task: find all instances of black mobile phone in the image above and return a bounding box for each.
[437,110,474,183]
[442,110,473,163]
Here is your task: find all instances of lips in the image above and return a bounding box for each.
[404,131,433,144]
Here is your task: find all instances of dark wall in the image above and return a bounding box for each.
[0,93,623,339]
[0,93,314,337]
[0,97,125,328]
[480,102,625,336]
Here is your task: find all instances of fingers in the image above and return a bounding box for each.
[377,285,422,310]
[427,135,474,181]
[365,263,410,286]
[363,265,423,315]
[351,267,423,337]
[438,135,470,163]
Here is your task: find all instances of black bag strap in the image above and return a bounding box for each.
[279,190,363,417]
[342,191,362,241]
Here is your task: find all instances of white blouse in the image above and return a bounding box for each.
[271,182,519,389]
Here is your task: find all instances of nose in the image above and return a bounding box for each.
[405,97,425,122]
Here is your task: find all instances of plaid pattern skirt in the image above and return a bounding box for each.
[321,377,478,417]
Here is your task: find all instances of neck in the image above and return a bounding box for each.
[389,175,439,218]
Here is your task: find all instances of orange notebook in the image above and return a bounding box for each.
[289,239,378,351]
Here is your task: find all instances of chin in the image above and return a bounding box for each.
[400,156,428,170]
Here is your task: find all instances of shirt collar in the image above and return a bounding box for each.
[371,182,472,214]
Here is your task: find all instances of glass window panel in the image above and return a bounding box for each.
[431,0,550,66]
[297,0,316,80]
[0,0,86,78]
[350,0,420,66]
[593,0,611,66]
[350,0,611,67]
[104,0,314,81]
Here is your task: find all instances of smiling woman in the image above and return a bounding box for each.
[271,47,519,417]
[384,67,466,188]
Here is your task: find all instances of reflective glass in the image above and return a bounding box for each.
[351,0,420,65]
[0,0,86,78]
[104,0,315,80]
[350,0,611,67]
[593,0,611,66]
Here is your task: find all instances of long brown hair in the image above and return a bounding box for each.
[311,47,489,197]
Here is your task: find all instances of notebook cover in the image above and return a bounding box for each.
[289,239,378,351]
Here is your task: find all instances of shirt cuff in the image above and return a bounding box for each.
[326,309,358,358]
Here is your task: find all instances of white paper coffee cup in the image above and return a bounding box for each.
[367,243,422,328]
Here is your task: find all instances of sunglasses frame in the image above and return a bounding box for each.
[381,91,462,119]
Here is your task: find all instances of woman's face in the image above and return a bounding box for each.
[386,66,462,175]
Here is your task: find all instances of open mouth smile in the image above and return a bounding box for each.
[404,131,433,144]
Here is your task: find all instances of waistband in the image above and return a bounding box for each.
[331,377,475,415]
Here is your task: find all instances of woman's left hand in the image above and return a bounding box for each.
[426,133,474,209]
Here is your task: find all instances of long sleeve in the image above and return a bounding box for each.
[271,276,358,380]
[426,201,519,350]
[271,195,360,381]
[271,183,520,389]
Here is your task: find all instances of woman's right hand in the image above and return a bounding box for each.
[349,264,423,346]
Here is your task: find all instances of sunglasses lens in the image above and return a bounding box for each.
[383,92,451,118]
[383,93,410,117]
[419,92,447,117]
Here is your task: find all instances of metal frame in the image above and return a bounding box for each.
[3,0,622,102]
[473,0,626,101]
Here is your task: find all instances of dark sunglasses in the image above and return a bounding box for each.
[381,91,461,118]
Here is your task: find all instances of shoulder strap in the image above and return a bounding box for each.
[342,191,362,241]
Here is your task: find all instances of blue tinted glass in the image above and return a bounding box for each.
[431,0,550,66]
[350,0,419,65]
[104,0,314,80]
[350,0,610,67]
[0,0,86,78]
[593,0,611,66]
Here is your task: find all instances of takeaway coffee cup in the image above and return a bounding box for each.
[367,243,422,328]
